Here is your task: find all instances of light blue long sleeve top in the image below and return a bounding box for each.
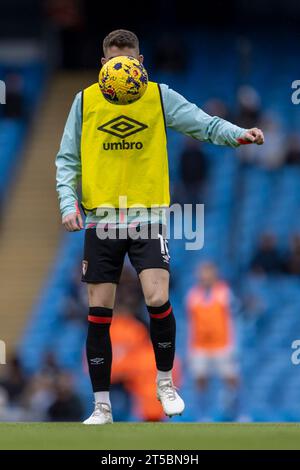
[56,84,246,225]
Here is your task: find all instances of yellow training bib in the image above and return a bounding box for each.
[81,81,169,210]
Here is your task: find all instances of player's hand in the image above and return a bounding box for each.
[62,211,84,231]
[237,128,265,145]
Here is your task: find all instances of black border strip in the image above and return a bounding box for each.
[80,89,84,126]
[157,83,167,133]
[0,450,300,464]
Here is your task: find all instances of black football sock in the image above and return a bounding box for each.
[147,301,176,372]
[86,306,113,392]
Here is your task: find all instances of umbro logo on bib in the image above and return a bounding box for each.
[98,115,148,139]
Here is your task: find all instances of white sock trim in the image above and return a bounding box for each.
[157,369,173,383]
[94,391,111,406]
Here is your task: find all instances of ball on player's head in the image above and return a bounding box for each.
[99,56,148,105]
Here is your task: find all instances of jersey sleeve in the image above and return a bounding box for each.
[160,83,246,147]
[55,92,82,218]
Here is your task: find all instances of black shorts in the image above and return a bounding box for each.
[81,223,170,284]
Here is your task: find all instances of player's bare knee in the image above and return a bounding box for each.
[144,290,168,307]
[139,269,170,307]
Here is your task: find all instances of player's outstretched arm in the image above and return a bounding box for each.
[160,84,264,148]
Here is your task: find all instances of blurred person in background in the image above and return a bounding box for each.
[47,372,83,422]
[186,262,240,420]
[41,351,61,377]
[255,112,285,169]
[284,233,300,276]
[3,72,25,120]
[0,354,27,405]
[284,133,300,165]
[0,387,10,421]
[176,137,208,205]
[22,372,56,421]
[45,0,85,69]
[236,85,264,166]
[236,85,261,129]
[250,233,284,275]
[204,98,232,122]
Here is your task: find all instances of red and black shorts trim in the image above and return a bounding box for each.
[82,223,170,284]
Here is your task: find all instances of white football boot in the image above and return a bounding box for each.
[83,402,113,425]
[157,379,185,418]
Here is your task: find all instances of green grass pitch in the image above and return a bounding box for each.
[0,423,300,449]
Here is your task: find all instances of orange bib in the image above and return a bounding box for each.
[187,282,233,351]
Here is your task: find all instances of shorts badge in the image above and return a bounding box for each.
[82,260,88,276]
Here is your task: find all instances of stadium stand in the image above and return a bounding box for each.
[0,60,44,342]
[0,71,92,350]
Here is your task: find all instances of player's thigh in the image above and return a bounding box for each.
[139,268,170,306]
[82,228,127,284]
[128,223,170,306]
[87,282,117,308]
[128,223,170,274]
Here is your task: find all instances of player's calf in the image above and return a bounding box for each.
[147,301,176,372]
[84,306,114,424]
[147,301,185,418]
